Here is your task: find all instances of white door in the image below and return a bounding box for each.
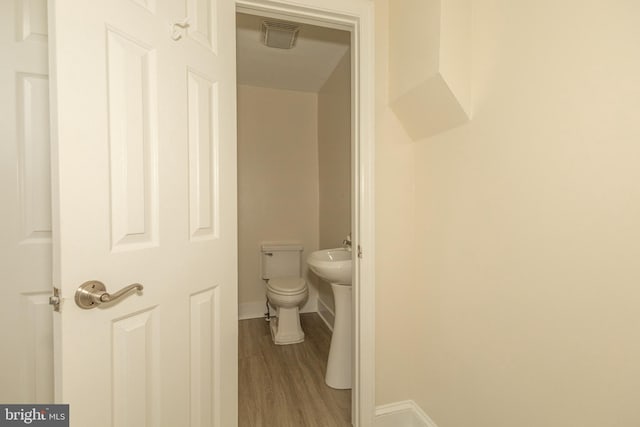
[49,0,237,425]
[0,0,54,403]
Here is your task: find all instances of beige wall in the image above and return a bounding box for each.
[317,51,352,315]
[318,51,351,250]
[375,0,640,426]
[374,0,418,405]
[237,85,319,317]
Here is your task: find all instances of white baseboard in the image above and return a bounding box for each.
[238,301,268,320]
[316,297,335,331]
[374,400,438,427]
[238,297,318,320]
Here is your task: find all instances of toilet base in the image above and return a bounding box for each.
[270,306,305,345]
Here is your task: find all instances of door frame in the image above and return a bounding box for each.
[235,0,375,425]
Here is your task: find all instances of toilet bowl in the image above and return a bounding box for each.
[266,277,308,345]
[261,244,308,345]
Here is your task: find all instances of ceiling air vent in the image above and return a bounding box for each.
[260,20,300,49]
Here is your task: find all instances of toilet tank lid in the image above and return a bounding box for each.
[261,244,304,252]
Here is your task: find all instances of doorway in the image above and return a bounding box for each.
[236,9,352,425]
[235,1,375,425]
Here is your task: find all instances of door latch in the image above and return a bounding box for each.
[49,287,61,312]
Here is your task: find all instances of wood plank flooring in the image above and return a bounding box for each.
[239,313,351,427]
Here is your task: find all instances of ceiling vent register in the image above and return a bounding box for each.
[260,20,300,49]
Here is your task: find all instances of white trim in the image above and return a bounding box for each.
[240,296,334,327]
[238,301,267,320]
[238,299,318,320]
[316,297,335,331]
[234,1,375,426]
[375,401,439,427]
[351,3,376,426]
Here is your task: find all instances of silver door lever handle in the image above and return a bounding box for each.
[75,281,144,309]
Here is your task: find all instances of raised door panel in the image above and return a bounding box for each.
[22,293,54,402]
[187,70,219,241]
[106,28,159,251]
[112,308,160,427]
[129,0,156,14]
[16,72,51,243]
[17,0,48,42]
[190,287,221,427]
[187,0,218,52]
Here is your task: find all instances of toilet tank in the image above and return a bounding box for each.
[261,244,304,279]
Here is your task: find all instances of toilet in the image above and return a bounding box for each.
[261,244,308,345]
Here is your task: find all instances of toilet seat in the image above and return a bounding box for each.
[267,277,306,295]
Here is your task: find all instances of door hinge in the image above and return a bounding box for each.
[357,245,363,258]
[49,287,61,312]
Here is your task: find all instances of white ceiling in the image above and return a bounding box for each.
[236,13,350,93]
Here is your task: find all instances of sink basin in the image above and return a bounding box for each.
[307,248,352,285]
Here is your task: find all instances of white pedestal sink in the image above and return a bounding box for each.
[307,248,352,389]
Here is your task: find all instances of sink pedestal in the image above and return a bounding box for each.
[325,283,352,389]
[306,247,352,389]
